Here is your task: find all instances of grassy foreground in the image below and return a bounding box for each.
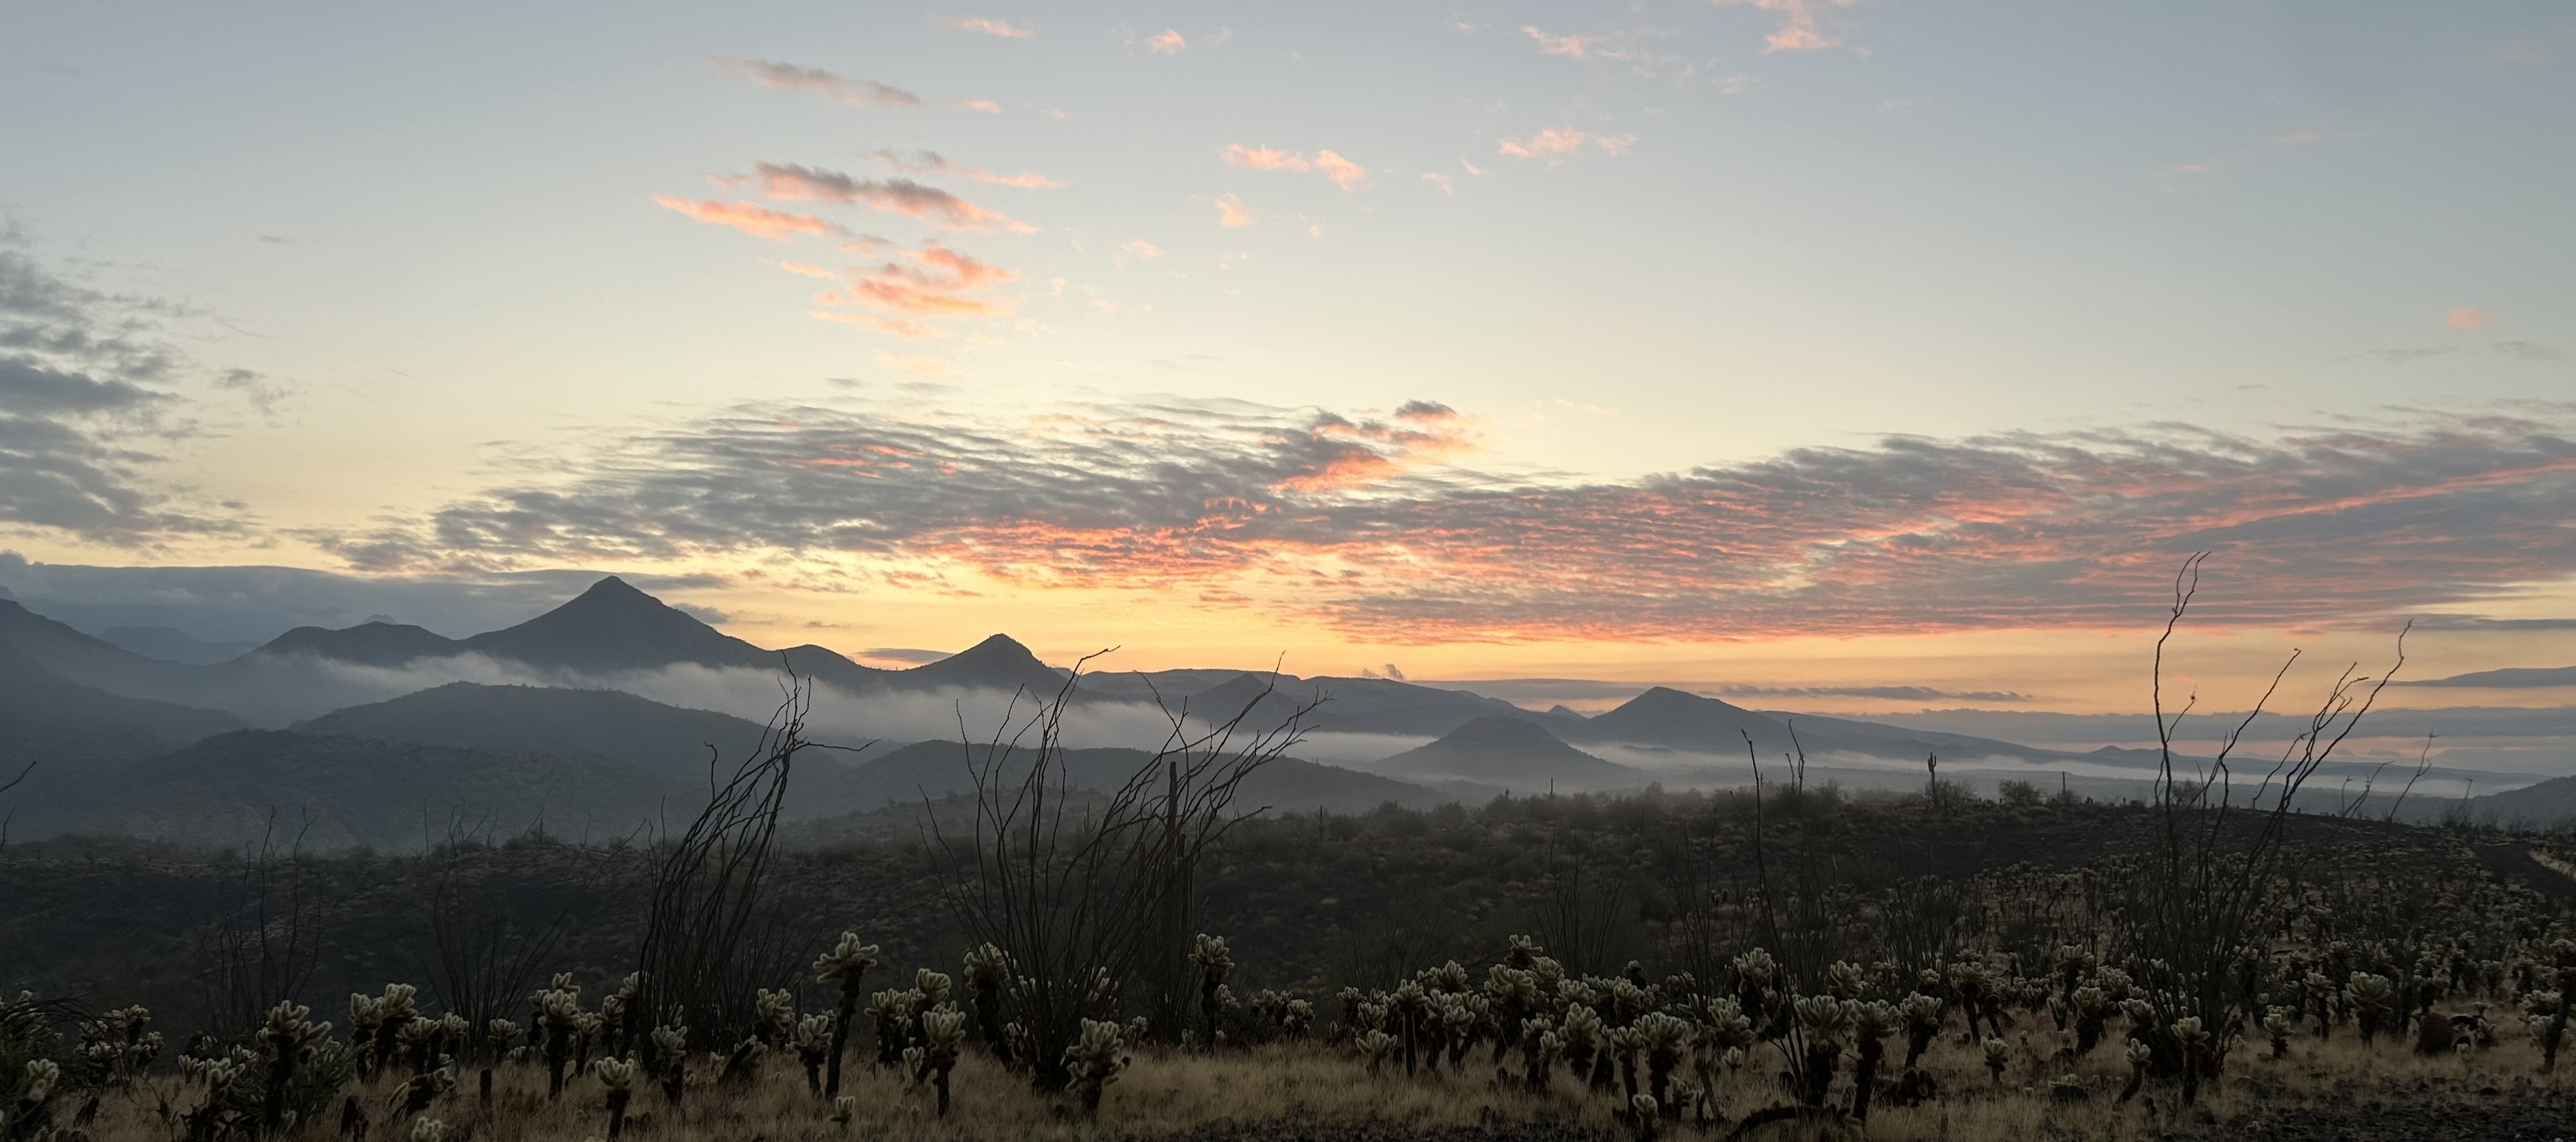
[59,1027,2573,1141]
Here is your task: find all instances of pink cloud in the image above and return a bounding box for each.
[652,196,848,241]
[1215,194,1254,228]
[1148,29,1187,54]
[755,163,1036,233]
[939,14,1034,38]
[1222,145,1309,171]
[1712,0,1863,54]
[2448,307,2495,331]
[1523,26,1601,58]
[1314,149,1370,189]
[1499,127,1587,159]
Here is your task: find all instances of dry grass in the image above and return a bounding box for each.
[67,1023,2573,1142]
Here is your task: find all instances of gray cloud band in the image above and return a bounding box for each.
[318,395,2576,641]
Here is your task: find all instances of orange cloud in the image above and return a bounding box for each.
[2448,307,2495,330]
[653,196,848,241]
[1215,194,1254,227]
[1499,127,1586,158]
[939,14,1033,38]
[756,164,1036,233]
[1148,29,1187,54]
[1116,239,1165,266]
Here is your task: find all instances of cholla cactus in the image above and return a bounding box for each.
[1191,934,1234,1047]
[2172,1016,2212,1106]
[753,989,796,1050]
[2262,1007,2296,1059]
[1980,1036,2010,1087]
[257,1001,333,1132]
[1556,1003,1604,1086]
[813,932,880,1099]
[961,943,1013,1062]
[916,1007,968,1116]
[1064,1018,1129,1115]
[1897,993,1945,1068]
[485,1018,521,1062]
[10,1058,62,1137]
[648,1024,689,1106]
[2347,973,2395,1045]
[1635,1012,1690,1116]
[1354,1028,1399,1075]
[1790,996,1852,1109]
[534,984,583,1099]
[1848,1000,1897,1123]
[1627,1093,1659,1141]
[792,1014,834,1095]
[1826,961,1869,1001]
[592,1056,636,1139]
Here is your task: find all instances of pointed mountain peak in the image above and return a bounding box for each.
[953,633,1036,660]
[459,575,770,673]
[567,575,659,608]
[897,632,1066,693]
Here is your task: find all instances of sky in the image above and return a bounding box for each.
[2,0,2573,715]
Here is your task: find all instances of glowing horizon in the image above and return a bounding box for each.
[1,2,2570,717]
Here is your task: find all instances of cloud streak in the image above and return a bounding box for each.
[939,15,1034,39]
[325,395,2576,643]
[653,197,850,241]
[0,241,257,543]
[755,164,1036,232]
[871,149,1065,188]
[714,59,921,107]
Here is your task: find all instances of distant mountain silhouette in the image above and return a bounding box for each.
[1374,715,1643,793]
[1570,687,1794,753]
[0,598,198,695]
[0,639,243,771]
[257,620,461,667]
[97,626,257,665]
[896,634,1068,696]
[295,682,773,784]
[459,577,774,673]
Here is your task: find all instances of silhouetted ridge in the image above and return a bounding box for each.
[459,575,773,673]
[898,633,1068,695]
[256,621,460,667]
[1574,686,1793,751]
[1375,714,1642,792]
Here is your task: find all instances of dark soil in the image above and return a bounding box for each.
[2157,1074,2573,1142]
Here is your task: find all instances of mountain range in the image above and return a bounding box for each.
[3,574,2568,849]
